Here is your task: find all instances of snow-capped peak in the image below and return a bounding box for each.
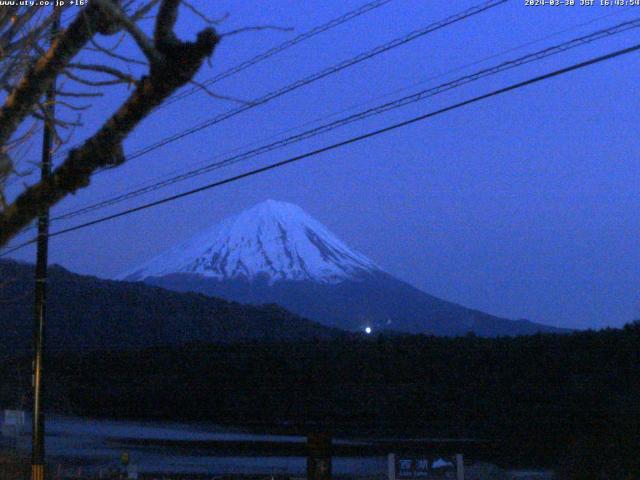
[120,200,379,284]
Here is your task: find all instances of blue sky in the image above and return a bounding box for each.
[6,0,640,329]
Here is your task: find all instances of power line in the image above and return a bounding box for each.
[2,40,639,257]
[159,0,396,109]
[45,4,637,220]
[50,17,640,222]
[0,0,507,246]
[50,0,395,162]
[115,0,508,163]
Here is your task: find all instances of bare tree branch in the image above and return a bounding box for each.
[87,37,149,66]
[130,0,161,22]
[68,62,136,84]
[32,110,82,129]
[49,99,90,112]
[188,79,253,105]
[93,0,163,65]
[62,68,129,87]
[0,2,113,149]
[0,1,220,246]
[154,0,180,48]
[56,90,104,98]
[182,1,228,26]
[221,25,293,38]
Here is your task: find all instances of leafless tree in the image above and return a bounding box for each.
[0,0,224,247]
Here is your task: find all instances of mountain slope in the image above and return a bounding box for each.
[123,200,563,337]
[145,271,560,336]
[0,259,344,356]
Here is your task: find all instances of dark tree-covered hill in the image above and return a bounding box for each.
[2,322,639,476]
[0,259,344,356]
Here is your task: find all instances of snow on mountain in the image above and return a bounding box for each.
[121,200,378,284]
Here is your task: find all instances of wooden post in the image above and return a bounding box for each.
[307,433,332,480]
[31,9,59,480]
[387,453,396,480]
[455,453,464,480]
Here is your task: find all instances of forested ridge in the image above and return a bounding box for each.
[1,323,639,475]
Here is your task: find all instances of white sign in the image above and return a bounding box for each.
[2,410,26,438]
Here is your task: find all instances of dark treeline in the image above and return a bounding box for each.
[1,324,639,477]
[0,259,345,356]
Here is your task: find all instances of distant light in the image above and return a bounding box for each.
[365,327,372,334]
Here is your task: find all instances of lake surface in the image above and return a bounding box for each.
[3,415,388,476]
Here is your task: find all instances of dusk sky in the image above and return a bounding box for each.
[5,0,640,330]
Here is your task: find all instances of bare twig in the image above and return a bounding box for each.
[62,68,130,87]
[68,62,136,84]
[221,25,293,38]
[182,1,229,26]
[4,121,38,148]
[188,79,253,105]
[93,0,163,65]
[0,2,115,148]
[57,90,104,98]
[0,0,220,246]
[130,0,161,22]
[88,37,149,66]
[32,108,82,129]
[52,99,91,112]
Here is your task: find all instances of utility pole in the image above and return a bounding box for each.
[32,8,59,480]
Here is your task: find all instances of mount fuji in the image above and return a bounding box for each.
[121,200,562,337]
[122,200,377,285]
